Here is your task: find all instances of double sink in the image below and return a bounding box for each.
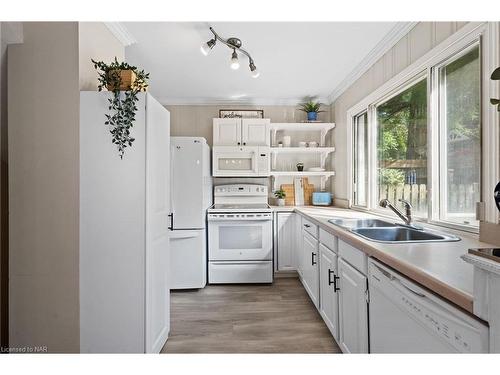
[328,218,460,243]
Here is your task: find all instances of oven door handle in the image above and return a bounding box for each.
[210,261,270,265]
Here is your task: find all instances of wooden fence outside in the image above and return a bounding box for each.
[378,183,480,214]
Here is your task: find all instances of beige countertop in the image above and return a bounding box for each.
[271,205,497,315]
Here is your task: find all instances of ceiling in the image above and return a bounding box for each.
[123,22,400,106]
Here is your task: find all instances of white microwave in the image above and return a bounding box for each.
[212,146,270,177]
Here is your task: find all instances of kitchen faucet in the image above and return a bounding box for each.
[379,198,421,229]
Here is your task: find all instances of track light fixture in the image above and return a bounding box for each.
[201,27,259,78]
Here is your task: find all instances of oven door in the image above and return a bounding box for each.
[208,213,273,261]
[212,146,259,177]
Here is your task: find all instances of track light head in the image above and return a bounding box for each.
[200,38,216,56]
[249,61,260,78]
[230,49,240,70]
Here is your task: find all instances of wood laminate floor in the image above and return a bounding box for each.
[162,277,341,353]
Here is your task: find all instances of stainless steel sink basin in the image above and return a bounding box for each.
[328,218,397,229]
[351,227,460,243]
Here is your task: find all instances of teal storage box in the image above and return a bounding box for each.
[312,192,332,206]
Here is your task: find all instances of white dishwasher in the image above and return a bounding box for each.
[368,258,489,353]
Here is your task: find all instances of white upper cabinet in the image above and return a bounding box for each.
[241,119,270,146]
[213,118,270,146]
[213,118,242,145]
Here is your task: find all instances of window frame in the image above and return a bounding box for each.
[369,73,429,220]
[352,110,369,208]
[432,42,482,230]
[347,22,499,233]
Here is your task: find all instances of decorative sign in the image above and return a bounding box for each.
[219,109,264,119]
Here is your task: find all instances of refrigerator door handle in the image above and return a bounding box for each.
[168,213,174,230]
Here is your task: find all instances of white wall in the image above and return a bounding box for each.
[79,22,125,90]
[330,22,469,205]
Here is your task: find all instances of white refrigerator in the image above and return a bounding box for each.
[169,137,212,289]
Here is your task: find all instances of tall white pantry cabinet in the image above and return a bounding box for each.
[80,92,171,353]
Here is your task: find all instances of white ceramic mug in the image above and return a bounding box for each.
[298,141,307,148]
[308,141,319,148]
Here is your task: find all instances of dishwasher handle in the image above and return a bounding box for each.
[371,261,426,298]
[396,279,426,298]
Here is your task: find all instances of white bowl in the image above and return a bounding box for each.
[308,167,325,172]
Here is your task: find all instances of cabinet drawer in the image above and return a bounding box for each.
[302,217,318,238]
[338,240,367,275]
[319,228,337,252]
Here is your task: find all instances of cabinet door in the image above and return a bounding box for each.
[319,244,339,341]
[241,119,270,146]
[338,258,369,353]
[296,215,304,277]
[277,212,296,271]
[302,231,319,308]
[145,95,171,353]
[213,118,241,145]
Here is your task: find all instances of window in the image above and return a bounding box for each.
[376,78,428,218]
[353,112,368,207]
[351,39,483,231]
[438,46,481,227]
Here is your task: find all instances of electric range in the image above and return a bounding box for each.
[207,184,273,284]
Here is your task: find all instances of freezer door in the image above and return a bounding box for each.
[171,137,207,229]
[169,230,207,289]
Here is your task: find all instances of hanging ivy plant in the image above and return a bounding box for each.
[92,57,150,159]
[491,67,500,112]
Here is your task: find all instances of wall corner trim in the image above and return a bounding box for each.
[327,22,418,104]
[104,22,136,47]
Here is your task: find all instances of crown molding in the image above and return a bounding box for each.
[159,96,330,106]
[104,22,136,46]
[327,21,418,104]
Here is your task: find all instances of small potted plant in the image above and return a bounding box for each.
[296,162,304,172]
[274,189,286,206]
[298,98,325,122]
[92,57,150,159]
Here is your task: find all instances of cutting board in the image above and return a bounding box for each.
[280,178,314,206]
[303,179,315,205]
[280,184,296,206]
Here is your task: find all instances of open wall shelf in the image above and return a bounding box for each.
[270,171,336,190]
[270,147,335,170]
[270,122,336,147]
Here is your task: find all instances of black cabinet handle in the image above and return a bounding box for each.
[311,252,317,266]
[304,224,311,228]
[243,142,246,145]
[328,269,334,285]
[237,142,241,145]
[333,275,340,292]
[168,213,174,230]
